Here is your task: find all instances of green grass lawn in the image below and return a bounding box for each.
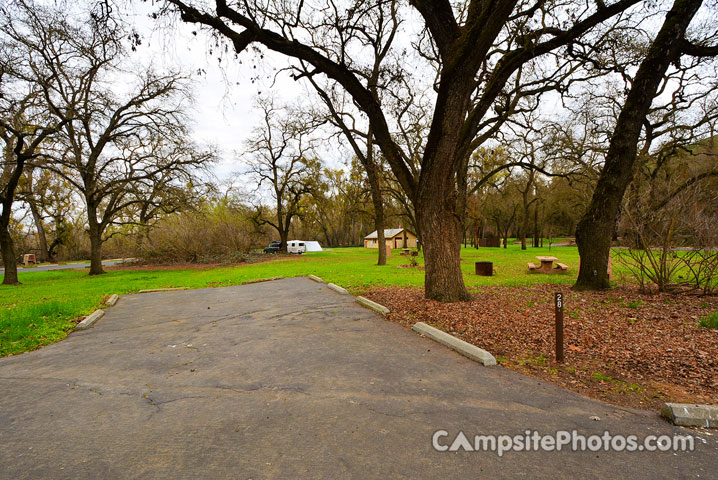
[1,244,583,356]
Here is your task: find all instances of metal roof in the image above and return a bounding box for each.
[364,228,409,239]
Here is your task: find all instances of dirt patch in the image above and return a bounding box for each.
[107,262,228,271]
[106,255,279,271]
[363,284,718,411]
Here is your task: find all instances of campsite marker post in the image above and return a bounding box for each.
[555,292,564,362]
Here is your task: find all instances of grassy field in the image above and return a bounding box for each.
[1,244,584,356]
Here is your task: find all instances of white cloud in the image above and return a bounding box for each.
[121,1,309,182]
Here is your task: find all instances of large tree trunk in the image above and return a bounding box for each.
[275,204,289,253]
[574,0,702,290]
[416,200,470,302]
[0,223,19,285]
[376,222,386,265]
[279,228,289,253]
[533,205,540,248]
[414,77,474,302]
[520,191,530,250]
[89,231,104,275]
[364,126,387,266]
[366,159,386,266]
[1,146,26,285]
[87,205,105,275]
[88,229,105,275]
[575,167,629,289]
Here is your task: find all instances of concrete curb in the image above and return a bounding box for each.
[308,275,324,283]
[661,403,718,428]
[356,296,390,315]
[241,276,284,285]
[412,322,497,366]
[75,310,105,331]
[327,283,349,295]
[138,287,189,293]
[105,294,119,307]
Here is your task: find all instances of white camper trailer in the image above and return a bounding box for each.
[287,240,323,254]
[287,241,306,254]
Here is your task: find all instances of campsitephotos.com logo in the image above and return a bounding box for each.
[432,430,696,457]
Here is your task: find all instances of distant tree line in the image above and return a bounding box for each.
[2,0,717,299]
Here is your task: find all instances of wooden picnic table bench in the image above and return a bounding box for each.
[528,256,568,274]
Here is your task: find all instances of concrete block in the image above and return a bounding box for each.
[412,322,496,366]
[138,287,189,293]
[308,275,324,283]
[327,283,349,295]
[356,296,390,315]
[241,276,283,285]
[661,403,718,428]
[75,310,105,331]
[106,294,119,307]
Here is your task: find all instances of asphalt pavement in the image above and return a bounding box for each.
[1,259,128,273]
[0,277,715,479]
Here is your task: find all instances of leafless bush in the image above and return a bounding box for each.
[678,249,718,294]
[140,202,265,263]
[615,206,683,292]
[614,247,682,293]
[676,209,718,294]
[616,165,718,294]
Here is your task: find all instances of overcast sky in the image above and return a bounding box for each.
[81,0,718,187]
[123,1,311,182]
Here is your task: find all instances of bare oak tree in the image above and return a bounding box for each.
[295,0,402,266]
[574,0,718,289]
[0,104,63,284]
[3,2,213,274]
[163,0,643,301]
[244,99,320,252]
[127,144,216,253]
[0,1,69,284]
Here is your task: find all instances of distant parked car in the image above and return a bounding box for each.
[263,241,282,254]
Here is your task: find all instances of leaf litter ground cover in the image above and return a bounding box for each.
[363,284,718,411]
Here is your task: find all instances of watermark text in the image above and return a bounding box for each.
[432,430,695,456]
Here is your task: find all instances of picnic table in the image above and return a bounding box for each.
[528,256,568,274]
